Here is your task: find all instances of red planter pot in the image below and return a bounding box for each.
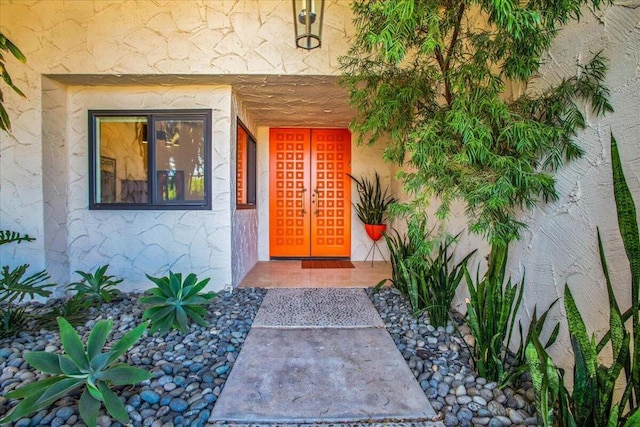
[365,224,387,241]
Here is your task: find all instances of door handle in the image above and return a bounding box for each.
[300,188,307,216]
[312,188,319,216]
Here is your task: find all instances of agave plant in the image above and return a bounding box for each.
[67,265,122,306]
[0,317,150,427]
[140,272,217,334]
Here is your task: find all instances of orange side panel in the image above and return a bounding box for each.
[310,129,351,257]
[236,129,246,205]
[269,128,311,257]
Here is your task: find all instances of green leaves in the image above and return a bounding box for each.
[0,317,150,427]
[0,264,53,304]
[0,230,34,246]
[348,172,397,225]
[141,271,217,334]
[341,0,612,246]
[0,231,54,337]
[384,219,475,327]
[0,32,26,132]
[59,317,90,371]
[526,133,639,426]
[23,352,65,374]
[66,264,123,306]
[465,242,525,383]
[525,335,561,427]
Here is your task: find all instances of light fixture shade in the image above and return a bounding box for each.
[293,0,324,50]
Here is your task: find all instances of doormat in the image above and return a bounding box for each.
[302,260,355,269]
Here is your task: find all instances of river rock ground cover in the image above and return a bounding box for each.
[368,288,536,427]
[0,287,536,427]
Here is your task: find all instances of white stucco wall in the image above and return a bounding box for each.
[504,5,640,365]
[63,85,233,292]
[0,0,353,291]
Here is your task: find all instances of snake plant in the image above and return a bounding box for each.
[464,242,525,383]
[0,317,150,427]
[527,133,639,426]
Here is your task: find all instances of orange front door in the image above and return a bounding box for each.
[269,128,351,258]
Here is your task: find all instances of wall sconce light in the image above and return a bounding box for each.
[293,0,324,50]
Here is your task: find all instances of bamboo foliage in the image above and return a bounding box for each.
[341,0,613,246]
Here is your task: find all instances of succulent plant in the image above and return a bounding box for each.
[0,317,150,427]
[140,271,217,334]
[67,264,122,306]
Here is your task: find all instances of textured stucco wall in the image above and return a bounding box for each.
[505,4,640,367]
[0,0,352,291]
[61,85,233,292]
[0,0,638,376]
[41,77,71,287]
[231,93,259,286]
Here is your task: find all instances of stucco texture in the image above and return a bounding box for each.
[0,0,355,292]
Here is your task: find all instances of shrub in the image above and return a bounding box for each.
[383,218,474,327]
[0,317,150,426]
[67,264,122,306]
[140,272,217,334]
[38,295,90,330]
[0,231,54,338]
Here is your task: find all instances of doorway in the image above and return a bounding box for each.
[269,128,351,258]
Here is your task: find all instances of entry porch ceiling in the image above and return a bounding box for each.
[47,74,356,128]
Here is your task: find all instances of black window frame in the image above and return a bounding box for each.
[89,109,212,210]
[236,119,257,209]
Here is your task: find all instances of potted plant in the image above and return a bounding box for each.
[348,172,397,241]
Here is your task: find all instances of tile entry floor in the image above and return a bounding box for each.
[239,261,391,288]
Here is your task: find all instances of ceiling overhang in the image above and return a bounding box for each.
[47,74,356,128]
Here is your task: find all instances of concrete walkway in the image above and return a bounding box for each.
[210,288,442,425]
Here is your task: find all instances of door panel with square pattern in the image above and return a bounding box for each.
[269,128,351,258]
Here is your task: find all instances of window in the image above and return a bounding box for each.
[89,110,212,210]
[236,120,257,208]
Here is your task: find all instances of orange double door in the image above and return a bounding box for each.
[269,128,351,258]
